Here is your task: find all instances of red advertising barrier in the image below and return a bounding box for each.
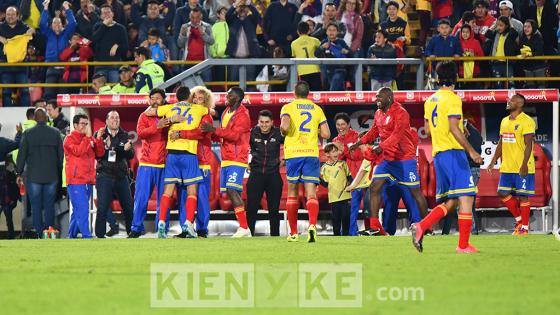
[57,90,559,107]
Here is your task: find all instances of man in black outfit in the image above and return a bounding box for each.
[0,122,22,239]
[94,110,134,238]
[246,110,284,236]
[46,100,70,135]
[93,4,129,83]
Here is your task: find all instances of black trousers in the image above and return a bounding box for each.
[246,172,283,236]
[331,200,351,236]
[95,175,133,238]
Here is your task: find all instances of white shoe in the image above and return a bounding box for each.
[232,227,252,238]
[184,221,196,238]
[157,220,167,239]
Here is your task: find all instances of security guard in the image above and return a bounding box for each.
[111,65,136,94]
[133,47,164,93]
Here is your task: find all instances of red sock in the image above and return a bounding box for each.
[159,194,171,222]
[234,206,248,229]
[419,204,448,232]
[186,195,197,223]
[520,201,531,228]
[306,198,319,226]
[369,217,387,235]
[286,197,299,235]
[458,212,473,249]
[502,195,521,222]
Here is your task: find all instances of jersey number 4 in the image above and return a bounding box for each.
[171,107,194,124]
[299,111,312,132]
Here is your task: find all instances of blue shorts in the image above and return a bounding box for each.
[220,165,246,192]
[433,150,477,203]
[163,153,203,186]
[498,173,535,196]
[372,159,420,188]
[285,157,320,184]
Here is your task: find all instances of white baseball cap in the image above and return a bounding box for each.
[499,0,514,10]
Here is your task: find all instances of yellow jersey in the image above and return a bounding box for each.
[157,102,209,154]
[424,89,465,156]
[291,35,321,76]
[320,160,352,203]
[499,112,536,174]
[281,98,327,159]
[356,159,373,189]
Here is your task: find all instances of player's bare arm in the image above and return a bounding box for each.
[520,134,534,177]
[280,115,291,136]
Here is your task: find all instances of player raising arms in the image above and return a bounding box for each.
[488,94,536,235]
[147,86,208,238]
[412,61,482,253]
[280,81,331,242]
[201,87,252,238]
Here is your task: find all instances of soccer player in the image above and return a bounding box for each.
[280,81,331,242]
[201,87,252,238]
[291,21,322,91]
[128,88,169,238]
[488,94,535,235]
[171,86,215,238]
[148,86,208,238]
[412,61,482,253]
[350,87,428,236]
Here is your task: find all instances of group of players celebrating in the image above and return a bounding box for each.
[132,60,536,254]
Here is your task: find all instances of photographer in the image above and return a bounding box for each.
[315,23,353,91]
[94,111,134,238]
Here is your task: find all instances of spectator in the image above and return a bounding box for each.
[246,110,284,236]
[367,29,397,90]
[263,0,297,55]
[0,6,35,107]
[204,0,232,23]
[0,122,22,239]
[270,46,289,91]
[472,0,496,44]
[46,100,70,135]
[127,23,139,59]
[134,46,165,93]
[16,108,64,238]
[377,0,409,24]
[130,0,175,44]
[253,0,271,47]
[60,34,94,94]
[522,0,559,55]
[425,19,462,74]
[291,21,322,91]
[177,8,215,64]
[320,143,352,236]
[416,0,431,49]
[91,73,112,94]
[379,1,410,48]
[315,23,353,91]
[64,114,105,238]
[76,0,99,40]
[210,6,229,59]
[332,112,364,236]
[490,1,522,35]
[452,11,477,37]
[458,24,484,86]
[337,0,364,55]
[40,1,77,101]
[142,28,168,62]
[111,65,136,93]
[431,0,453,25]
[225,3,261,83]
[94,0,125,26]
[311,2,346,41]
[519,19,546,89]
[94,110,134,238]
[26,43,46,85]
[490,15,519,88]
[92,4,129,83]
[173,0,210,48]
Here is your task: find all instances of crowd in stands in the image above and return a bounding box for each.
[0,0,559,106]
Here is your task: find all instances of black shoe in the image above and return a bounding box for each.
[128,231,142,238]
[424,228,435,236]
[197,231,208,238]
[359,228,380,236]
[106,227,119,237]
[174,231,188,238]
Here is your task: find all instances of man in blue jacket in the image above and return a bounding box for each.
[315,23,353,91]
[40,0,76,100]
[425,19,462,77]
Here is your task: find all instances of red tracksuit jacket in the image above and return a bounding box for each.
[136,112,167,166]
[180,114,214,168]
[64,131,105,185]
[333,128,363,177]
[213,105,251,165]
[359,102,416,161]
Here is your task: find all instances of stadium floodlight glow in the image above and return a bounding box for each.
[59,89,560,232]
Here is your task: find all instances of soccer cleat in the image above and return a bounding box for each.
[106,226,119,237]
[184,221,197,238]
[359,228,381,236]
[456,244,478,254]
[157,221,167,239]
[287,234,299,242]
[232,227,252,238]
[127,231,142,238]
[518,228,529,235]
[174,232,188,238]
[410,223,423,253]
[307,225,317,243]
[512,222,522,235]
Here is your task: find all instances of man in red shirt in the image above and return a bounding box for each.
[351,87,428,234]
[332,112,364,236]
[202,87,252,238]
[472,0,496,43]
[128,88,169,238]
[64,113,105,238]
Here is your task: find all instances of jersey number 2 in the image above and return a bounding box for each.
[171,107,193,124]
[299,111,312,132]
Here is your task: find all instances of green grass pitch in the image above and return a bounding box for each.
[1,235,559,315]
